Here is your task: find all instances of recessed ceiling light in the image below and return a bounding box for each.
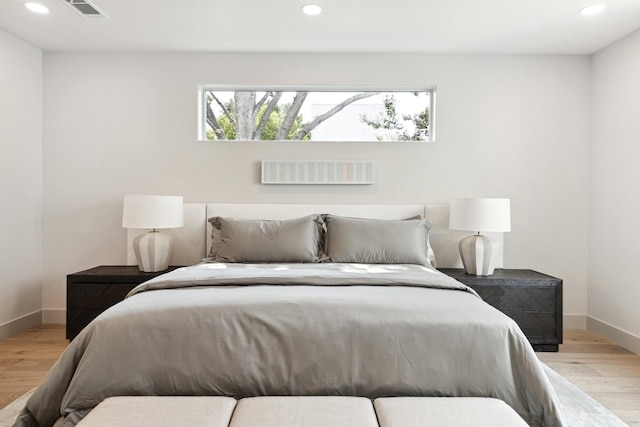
[25,2,49,14]
[301,4,322,16]
[579,4,606,16]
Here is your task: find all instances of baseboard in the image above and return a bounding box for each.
[587,316,640,355]
[42,309,66,324]
[0,311,42,342]
[563,314,586,329]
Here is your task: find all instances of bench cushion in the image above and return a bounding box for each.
[229,396,379,427]
[77,395,528,427]
[76,396,236,427]
[374,397,529,427]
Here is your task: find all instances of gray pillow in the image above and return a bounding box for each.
[207,215,324,263]
[324,215,433,265]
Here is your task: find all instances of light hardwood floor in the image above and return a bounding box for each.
[0,325,67,410]
[1,326,639,426]
[538,329,640,426]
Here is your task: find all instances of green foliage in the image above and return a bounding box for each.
[257,103,310,140]
[360,94,430,141]
[218,105,236,140]
[207,97,310,141]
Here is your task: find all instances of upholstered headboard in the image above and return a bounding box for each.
[126,203,504,269]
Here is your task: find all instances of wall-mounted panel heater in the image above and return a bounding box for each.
[261,160,375,185]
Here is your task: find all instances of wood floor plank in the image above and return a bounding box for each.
[0,325,66,410]
[539,329,640,427]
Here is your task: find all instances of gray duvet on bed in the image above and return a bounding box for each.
[13,263,565,427]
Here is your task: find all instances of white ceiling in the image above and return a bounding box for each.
[1,0,640,54]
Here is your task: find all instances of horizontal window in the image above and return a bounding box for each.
[198,87,436,142]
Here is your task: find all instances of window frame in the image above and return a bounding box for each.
[197,85,437,143]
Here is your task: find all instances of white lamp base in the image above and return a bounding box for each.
[133,230,173,272]
[458,234,498,276]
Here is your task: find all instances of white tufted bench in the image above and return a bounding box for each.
[77,395,529,427]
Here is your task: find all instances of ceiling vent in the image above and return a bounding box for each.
[63,0,108,18]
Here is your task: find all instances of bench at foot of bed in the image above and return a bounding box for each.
[76,395,529,427]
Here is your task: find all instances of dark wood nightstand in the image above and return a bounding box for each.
[66,265,181,340]
[438,268,563,352]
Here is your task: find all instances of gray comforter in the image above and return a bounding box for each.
[14,263,565,427]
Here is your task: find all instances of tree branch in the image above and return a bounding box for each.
[254,92,271,116]
[206,101,227,140]
[276,92,308,140]
[211,94,234,125]
[254,91,282,139]
[234,91,257,140]
[295,92,379,140]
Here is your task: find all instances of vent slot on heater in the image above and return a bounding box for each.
[261,161,374,185]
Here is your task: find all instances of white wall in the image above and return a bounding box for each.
[589,29,640,351]
[0,29,43,338]
[42,53,590,322]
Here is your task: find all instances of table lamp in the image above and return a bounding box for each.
[449,198,511,276]
[122,195,184,272]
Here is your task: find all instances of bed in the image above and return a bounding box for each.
[13,204,565,427]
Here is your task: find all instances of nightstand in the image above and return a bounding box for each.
[66,265,181,340]
[439,268,563,352]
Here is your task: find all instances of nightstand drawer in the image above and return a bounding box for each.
[68,282,139,308]
[472,285,555,312]
[502,311,557,341]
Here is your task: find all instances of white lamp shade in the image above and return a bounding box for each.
[122,195,184,229]
[449,198,511,233]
